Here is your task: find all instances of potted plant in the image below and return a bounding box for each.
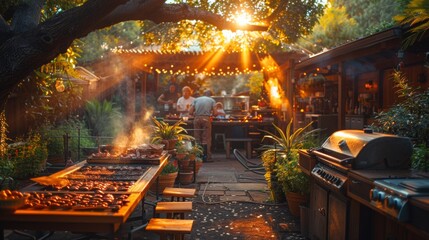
[175,143,189,160]
[189,143,203,161]
[178,170,194,185]
[260,119,319,207]
[150,162,178,193]
[151,118,194,150]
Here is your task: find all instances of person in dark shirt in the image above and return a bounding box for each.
[157,84,180,115]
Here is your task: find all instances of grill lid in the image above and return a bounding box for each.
[320,129,412,169]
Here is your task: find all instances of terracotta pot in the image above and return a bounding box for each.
[188,154,196,161]
[149,172,178,193]
[178,159,190,169]
[162,139,178,150]
[178,171,194,185]
[285,192,309,217]
[181,161,202,173]
[175,153,187,160]
[195,161,203,173]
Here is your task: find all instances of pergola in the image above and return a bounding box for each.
[92,48,308,121]
[112,48,307,76]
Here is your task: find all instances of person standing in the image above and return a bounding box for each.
[176,86,195,118]
[189,90,217,162]
[157,84,180,116]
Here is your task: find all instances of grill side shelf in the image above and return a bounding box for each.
[312,150,354,166]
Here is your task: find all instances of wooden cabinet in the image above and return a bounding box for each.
[345,115,364,130]
[309,181,348,240]
[310,181,328,239]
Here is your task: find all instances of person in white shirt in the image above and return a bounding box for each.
[176,86,195,117]
[214,102,226,119]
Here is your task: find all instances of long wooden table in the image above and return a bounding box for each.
[0,154,168,240]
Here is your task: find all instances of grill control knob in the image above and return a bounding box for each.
[370,189,379,201]
[393,198,404,210]
[385,195,394,208]
[378,191,386,202]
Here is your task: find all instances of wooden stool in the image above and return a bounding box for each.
[225,138,254,159]
[145,218,193,240]
[163,187,196,201]
[155,201,193,219]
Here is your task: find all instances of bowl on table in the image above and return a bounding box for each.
[0,190,28,211]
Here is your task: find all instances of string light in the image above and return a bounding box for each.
[112,48,282,75]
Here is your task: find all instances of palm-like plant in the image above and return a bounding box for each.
[150,118,194,143]
[394,0,429,49]
[260,119,320,199]
[260,119,318,168]
[84,100,122,137]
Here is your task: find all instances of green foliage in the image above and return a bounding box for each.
[298,5,359,53]
[150,118,194,142]
[190,143,203,157]
[247,73,264,104]
[132,0,324,53]
[411,144,429,172]
[0,111,15,189]
[40,119,95,160]
[79,21,144,63]
[11,40,85,125]
[372,70,429,171]
[161,162,179,175]
[275,151,310,194]
[372,70,429,145]
[333,0,405,36]
[84,100,123,137]
[300,0,406,53]
[394,0,429,49]
[176,142,189,154]
[260,119,319,195]
[7,133,48,179]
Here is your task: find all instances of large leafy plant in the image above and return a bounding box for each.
[84,100,123,137]
[150,118,194,143]
[260,119,320,195]
[372,70,429,171]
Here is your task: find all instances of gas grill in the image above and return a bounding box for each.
[308,129,413,193]
[300,129,417,239]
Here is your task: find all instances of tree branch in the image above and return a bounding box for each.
[0,0,268,107]
[147,4,268,31]
[95,2,268,32]
[0,0,129,106]
[11,0,45,34]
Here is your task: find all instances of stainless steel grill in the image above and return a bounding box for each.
[307,129,413,194]
[311,129,413,170]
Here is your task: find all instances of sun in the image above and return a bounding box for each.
[234,12,251,26]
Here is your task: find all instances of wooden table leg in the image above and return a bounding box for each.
[246,141,252,159]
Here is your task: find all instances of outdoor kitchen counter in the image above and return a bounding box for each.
[347,169,429,240]
[164,118,273,137]
[0,155,168,239]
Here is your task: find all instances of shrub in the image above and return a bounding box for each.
[372,70,429,171]
[40,119,95,161]
[7,133,48,178]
